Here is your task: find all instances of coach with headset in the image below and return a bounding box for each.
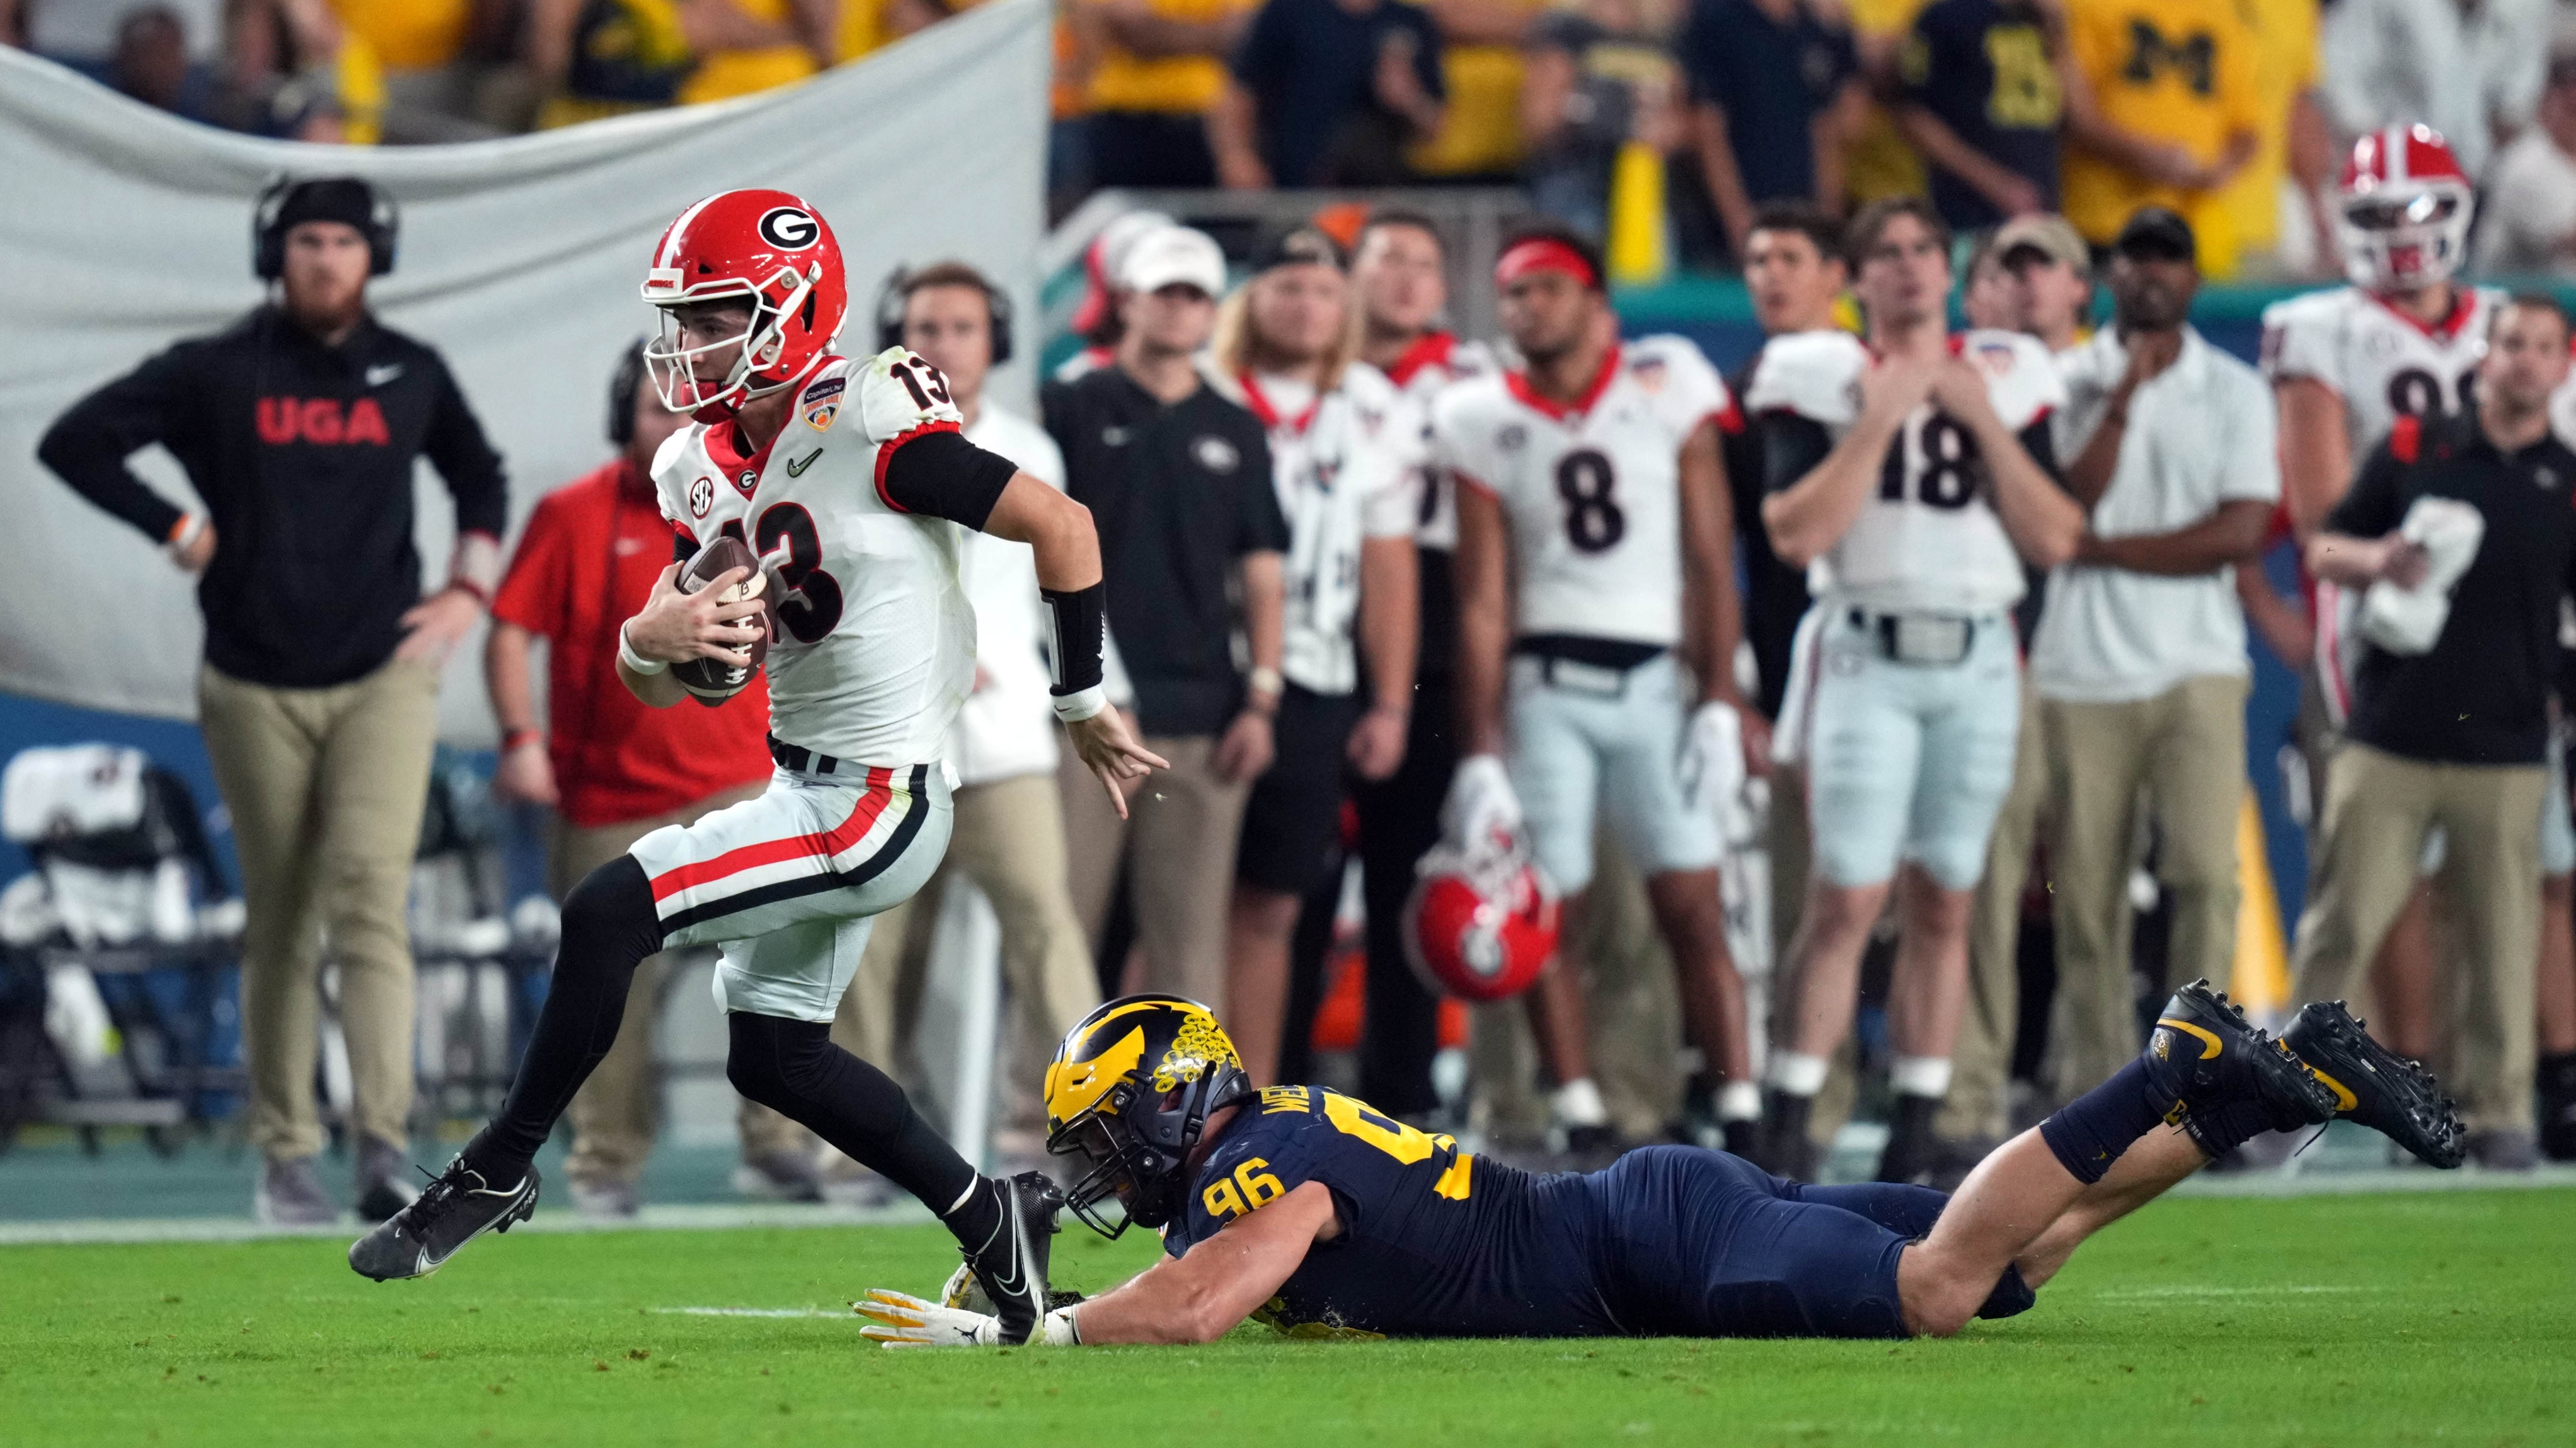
[38,176,508,1227]
[485,343,815,1217]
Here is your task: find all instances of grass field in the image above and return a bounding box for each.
[3,1188,2570,1447]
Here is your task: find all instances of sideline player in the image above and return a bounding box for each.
[1754,197,2084,1183]
[856,987,2457,1345]
[1439,225,1759,1154]
[1329,210,1493,1117]
[350,191,1163,1347]
[1214,227,1422,1086]
[2263,124,2558,1081]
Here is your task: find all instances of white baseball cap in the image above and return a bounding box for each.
[1119,225,1228,297]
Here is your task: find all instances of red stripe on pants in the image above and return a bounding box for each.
[648,766,896,903]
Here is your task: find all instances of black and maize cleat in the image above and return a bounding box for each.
[347,1156,538,1281]
[2282,1000,2466,1168]
[2143,979,2338,1132]
[958,1171,1061,1345]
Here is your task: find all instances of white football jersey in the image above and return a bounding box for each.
[1382,331,1497,551]
[2260,284,2505,454]
[1432,335,1735,648]
[653,346,977,768]
[1235,362,1424,696]
[1745,329,2063,615]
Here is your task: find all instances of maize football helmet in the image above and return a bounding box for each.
[1043,995,1255,1238]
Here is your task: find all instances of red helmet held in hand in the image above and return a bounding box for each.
[1403,837,1560,1003]
[640,189,848,423]
[2337,124,2475,294]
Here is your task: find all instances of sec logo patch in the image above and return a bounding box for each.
[688,476,715,518]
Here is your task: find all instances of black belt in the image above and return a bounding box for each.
[768,733,841,775]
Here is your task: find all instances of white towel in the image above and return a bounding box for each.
[2360,497,2486,655]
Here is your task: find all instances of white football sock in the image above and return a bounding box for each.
[1551,1077,1609,1128]
[1767,1050,1829,1098]
[1717,1080,1763,1122]
[1890,1055,1954,1100]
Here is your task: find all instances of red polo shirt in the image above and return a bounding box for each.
[492,459,773,827]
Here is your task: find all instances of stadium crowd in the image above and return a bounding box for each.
[13,0,2576,280]
[17,0,2576,1224]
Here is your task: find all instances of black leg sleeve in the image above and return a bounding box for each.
[464,856,665,1180]
[725,1012,978,1217]
[1355,686,1454,1117]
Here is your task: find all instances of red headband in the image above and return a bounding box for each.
[1494,237,1597,290]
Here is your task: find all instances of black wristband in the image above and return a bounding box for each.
[1040,580,1106,696]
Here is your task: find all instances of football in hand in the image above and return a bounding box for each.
[670,536,771,707]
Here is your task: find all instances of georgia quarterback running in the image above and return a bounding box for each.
[350,190,1163,1352]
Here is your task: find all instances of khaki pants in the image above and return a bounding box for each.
[2041,675,2248,1100]
[1059,732,1249,1006]
[556,779,807,1187]
[2291,742,2545,1132]
[831,772,1100,1079]
[1940,673,2049,1142]
[200,658,441,1162]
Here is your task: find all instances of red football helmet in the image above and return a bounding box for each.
[1403,837,1560,1003]
[640,189,848,423]
[2337,124,2475,294]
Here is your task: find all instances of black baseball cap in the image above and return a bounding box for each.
[2112,207,2196,262]
[1249,225,1346,275]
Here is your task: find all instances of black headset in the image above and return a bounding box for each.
[253,174,400,280]
[873,263,1013,367]
[608,337,649,447]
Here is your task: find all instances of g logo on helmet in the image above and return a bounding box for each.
[757,207,820,251]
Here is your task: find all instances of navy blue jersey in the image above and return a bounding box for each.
[1161,1085,1621,1338]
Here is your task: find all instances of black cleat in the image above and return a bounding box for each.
[1754,1091,1820,1181]
[1875,1095,1941,1184]
[2282,1000,2466,1168]
[958,1172,1059,1345]
[347,1156,538,1281]
[2142,980,2338,1131]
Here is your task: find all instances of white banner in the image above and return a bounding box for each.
[0,0,1049,739]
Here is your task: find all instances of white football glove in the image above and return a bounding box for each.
[1442,753,1523,852]
[1675,701,1745,819]
[854,1289,1002,1348]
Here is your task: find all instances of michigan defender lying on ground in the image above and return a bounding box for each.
[856,991,2462,1345]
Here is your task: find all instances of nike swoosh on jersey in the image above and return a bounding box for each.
[365,364,404,387]
[786,449,822,478]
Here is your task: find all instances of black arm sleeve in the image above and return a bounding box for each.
[2016,416,2064,489]
[2328,442,2405,537]
[422,355,510,537]
[35,346,197,543]
[1762,412,1835,496]
[880,429,1019,529]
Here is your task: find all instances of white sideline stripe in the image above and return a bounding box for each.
[651,1306,846,1318]
[0,1200,933,1247]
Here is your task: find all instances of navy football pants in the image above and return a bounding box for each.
[1585,1146,2011,1339]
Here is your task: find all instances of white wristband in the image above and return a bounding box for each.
[1042,1306,1082,1345]
[618,621,668,676]
[1052,683,1108,723]
[1248,665,1285,700]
